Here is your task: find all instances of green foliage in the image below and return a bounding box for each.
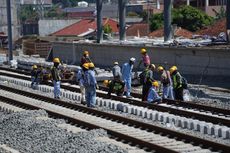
[103,24,112,34]
[149,13,163,31]
[149,5,214,32]
[172,5,214,31]
[19,5,39,22]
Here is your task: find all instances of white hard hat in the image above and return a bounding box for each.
[130,57,136,62]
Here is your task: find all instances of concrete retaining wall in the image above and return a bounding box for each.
[52,42,230,77]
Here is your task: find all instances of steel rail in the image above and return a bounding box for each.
[0,85,229,152]
[0,70,229,127]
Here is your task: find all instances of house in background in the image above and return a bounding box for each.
[51,18,119,39]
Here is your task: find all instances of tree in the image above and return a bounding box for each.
[19,5,39,22]
[149,13,163,31]
[149,5,214,32]
[172,5,214,31]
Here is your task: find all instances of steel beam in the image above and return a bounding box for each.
[164,0,172,42]
[227,0,230,43]
[6,0,13,61]
[118,0,127,41]
[96,0,103,43]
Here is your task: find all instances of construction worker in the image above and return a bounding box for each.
[170,66,183,101]
[84,62,98,107]
[77,63,89,104]
[81,51,92,66]
[121,57,135,98]
[147,81,162,103]
[31,65,39,89]
[138,48,151,68]
[112,61,122,80]
[51,57,61,99]
[140,64,156,101]
[157,66,174,100]
[103,79,125,98]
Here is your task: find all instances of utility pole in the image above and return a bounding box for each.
[96,0,103,43]
[6,0,13,61]
[227,0,230,43]
[119,0,127,41]
[164,0,172,42]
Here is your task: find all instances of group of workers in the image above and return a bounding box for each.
[103,48,186,103]
[31,48,186,108]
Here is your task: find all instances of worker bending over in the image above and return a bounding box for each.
[103,79,125,98]
[51,58,61,99]
[112,61,122,80]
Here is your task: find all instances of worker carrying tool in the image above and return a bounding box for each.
[170,66,184,101]
[81,51,92,66]
[157,66,174,100]
[31,65,39,89]
[121,57,136,98]
[103,79,125,98]
[51,57,62,99]
[138,48,151,68]
[147,81,162,103]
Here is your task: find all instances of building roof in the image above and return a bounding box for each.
[126,23,149,37]
[148,27,193,38]
[52,18,119,37]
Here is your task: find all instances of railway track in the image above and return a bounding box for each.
[0,84,229,153]
[0,67,229,127]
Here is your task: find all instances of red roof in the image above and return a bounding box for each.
[126,23,149,37]
[52,18,119,36]
[148,27,193,38]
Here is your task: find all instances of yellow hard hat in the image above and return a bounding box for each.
[140,48,147,54]
[157,66,164,72]
[88,62,95,68]
[152,81,159,87]
[53,57,60,63]
[82,63,89,69]
[32,65,37,69]
[103,80,110,87]
[169,66,177,74]
[84,51,89,55]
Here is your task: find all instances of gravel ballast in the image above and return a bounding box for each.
[0,110,128,153]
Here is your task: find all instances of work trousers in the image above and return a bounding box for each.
[123,78,131,97]
[53,80,61,98]
[163,86,174,100]
[142,83,151,101]
[85,86,96,107]
[80,85,85,102]
[174,87,183,101]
